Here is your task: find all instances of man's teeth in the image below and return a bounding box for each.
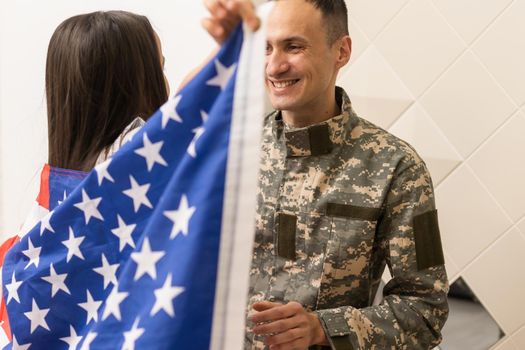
[273,80,297,88]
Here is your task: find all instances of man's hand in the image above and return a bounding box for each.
[203,0,260,44]
[250,301,328,349]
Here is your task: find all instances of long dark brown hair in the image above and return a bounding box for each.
[46,11,168,171]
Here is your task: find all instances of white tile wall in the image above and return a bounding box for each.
[443,252,460,283]
[420,51,516,158]
[431,0,513,44]
[463,228,525,334]
[518,218,525,236]
[389,103,461,185]
[348,0,409,40]
[435,164,512,269]
[347,19,369,65]
[468,112,525,222]
[472,1,525,106]
[339,45,414,129]
[341,0,525,348]
[511,325,525,349]
[491,338,519,350]
[374,0,465,97]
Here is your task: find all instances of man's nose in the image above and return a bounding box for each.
[265,51,290,77]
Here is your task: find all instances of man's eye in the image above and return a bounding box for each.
[288,45,301,52]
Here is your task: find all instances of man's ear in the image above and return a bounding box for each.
[335,35,352,69]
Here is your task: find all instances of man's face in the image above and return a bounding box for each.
[265,0,340,117]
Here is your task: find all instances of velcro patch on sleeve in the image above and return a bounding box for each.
[413,209,445,271]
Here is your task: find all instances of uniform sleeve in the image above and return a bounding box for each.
[315,160,449,350]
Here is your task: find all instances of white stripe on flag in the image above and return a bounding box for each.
[211,3,274,350]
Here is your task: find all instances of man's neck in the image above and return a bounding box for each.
[281,92,341,128]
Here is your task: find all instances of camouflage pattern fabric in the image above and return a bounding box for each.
[245,87,449,349]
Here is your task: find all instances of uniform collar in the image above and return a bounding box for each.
[272,87,354,157]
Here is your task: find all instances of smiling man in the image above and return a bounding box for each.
[204,1,449,349]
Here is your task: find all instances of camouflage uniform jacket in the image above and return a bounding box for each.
[246,87,449,350]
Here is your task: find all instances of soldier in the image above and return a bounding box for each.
[205,0,449,349]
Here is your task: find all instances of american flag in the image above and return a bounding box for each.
[1,13,268,349]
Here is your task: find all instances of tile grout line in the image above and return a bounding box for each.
[465,162,516,227]
[381,0,520,181]
[434,108,521,212]
[427,0,522,113]
[346,18,372,67]
[460,109,522,170]
[503,319,525,344]
[455,169,518,277]
[467,50,522,113]
[364,0,413,43]
[360,0,523,345]
[418,0,516,103]
[459,221,522,336]
[428,0,522,112]
[429,0,515,49]
[466,0,516,48]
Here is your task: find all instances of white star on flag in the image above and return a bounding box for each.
[206,59,237,91]
[111,215,137,252]
[12,336,31,350]
[95,159,115,185]
[60,325,83,350]
[188,111,208,158]
[123,176,153,212]
[134,132,168,171]
[160,94,183,129]
[80,332,97,350]
[57,190,68,206]
[5,272,23,304]
[131,238,165,281]
[62,227,86,262]
[122,318,145,350]
[24,299,50,334]
[22,238,41,270]
[78,290,102,324]
[74,189,103,224]
[93,254,119,289]
[150,274,185,317]
[41,263,71,297]
[102,285,128,321]
[163,194,196,240]
[39,212,55,235]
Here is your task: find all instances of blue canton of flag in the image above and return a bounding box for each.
[3,24,255,350]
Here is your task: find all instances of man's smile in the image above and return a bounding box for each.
[269,79,300,89]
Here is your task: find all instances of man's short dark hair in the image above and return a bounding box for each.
[304,0,349,45]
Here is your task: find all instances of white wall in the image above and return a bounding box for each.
[338,0,525,348]
[0,0,215,237]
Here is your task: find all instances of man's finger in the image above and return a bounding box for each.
[201,17,227,43]
[204,0,225,15]
[252,315,300,335]
[251,303,298,323]
[252,300,281,312]
[264,327,305,347]
[222,0,260,31]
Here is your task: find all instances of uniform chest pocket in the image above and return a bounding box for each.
[317,203,381,309]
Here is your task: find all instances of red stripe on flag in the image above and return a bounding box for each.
[36,164,51,210]
[0,235,19,342]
